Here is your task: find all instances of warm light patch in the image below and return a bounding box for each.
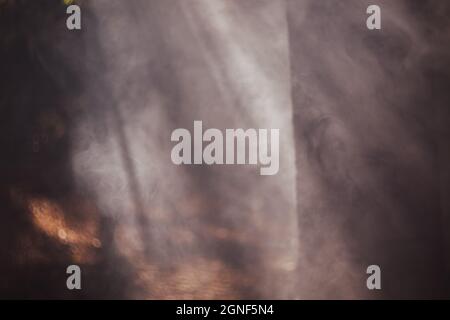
[28,198,101,263]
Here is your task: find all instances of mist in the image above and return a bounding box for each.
[1,0,449,299]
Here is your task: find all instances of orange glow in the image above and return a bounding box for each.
[28,198,101,263]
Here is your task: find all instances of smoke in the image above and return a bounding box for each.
[68,0,297,299]
[288,0,450,298]
[1,0,449,299]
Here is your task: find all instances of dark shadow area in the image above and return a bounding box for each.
[0,0,131,299]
